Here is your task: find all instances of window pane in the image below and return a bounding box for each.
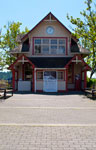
[35,39,41,44]
[51,39,57,44]
[35,45,41,54]
[43,39,49,44]
[37,72,43,80]
[58,72,64,80]
[50,71,56,79]
[42,45,49,54]
[44,71,56,79]
[59,39,65,44]
[58,46,65,54]
[51,46,57,54]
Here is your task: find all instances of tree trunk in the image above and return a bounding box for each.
[90,70,94,79]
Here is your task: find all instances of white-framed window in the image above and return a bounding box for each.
[35,39,41,54]
[37,71,43,80]
[57,71,64,80]
[50,39,57,54]
[34,38,66,55]
[42,39,49,54]
[58,39,66,54]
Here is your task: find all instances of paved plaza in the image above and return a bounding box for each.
[0,92,96,150]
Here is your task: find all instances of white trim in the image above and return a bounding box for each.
[18,60,28,62]
[30,55,70,58]
[18,56,28,64]
[44,20,57,22]
[72,56,82,64]
[35,68,66,70]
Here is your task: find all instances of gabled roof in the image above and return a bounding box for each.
[8,54,91,70]
[22,12,72,41]
[9,55,72,69]
[65,54,91,70]
[8,54,35,69]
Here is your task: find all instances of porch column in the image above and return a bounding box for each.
[12,68,15,91]
[22,64,24,81]
[32,68,35,92]
[34,68,36,93]
[84,70,87,89]
[66,68,68,91]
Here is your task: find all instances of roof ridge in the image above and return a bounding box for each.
[21,12,72,40]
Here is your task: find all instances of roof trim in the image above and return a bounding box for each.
[22,12,72,40]
[65,54,91,70]
[28,57,72,68]
[8,54,35,70]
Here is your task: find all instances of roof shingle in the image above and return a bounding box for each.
[28,57,72,68]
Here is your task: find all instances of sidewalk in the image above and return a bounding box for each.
[0,93,96,150]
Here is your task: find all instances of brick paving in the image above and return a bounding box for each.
[0,93,96,150]
[0,126,96,150]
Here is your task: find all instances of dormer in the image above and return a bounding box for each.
[22,38,29,52]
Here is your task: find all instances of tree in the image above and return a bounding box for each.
[67,0,96,78]
[0,22,29,70]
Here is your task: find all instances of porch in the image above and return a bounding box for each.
[8,54,91,93]
[9,55,35,92]
[66,55,91,91]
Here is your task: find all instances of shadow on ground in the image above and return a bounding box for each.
[14,91,84,96]
[1,91,96,101]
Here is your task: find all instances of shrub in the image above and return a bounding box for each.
[87,78,96,89]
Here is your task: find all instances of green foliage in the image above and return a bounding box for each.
[0,22,29,69]
[67,0,96,78]
[87,77,96,88]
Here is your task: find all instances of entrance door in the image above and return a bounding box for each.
[43,71,57,92]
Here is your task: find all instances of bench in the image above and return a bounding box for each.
[0,88,13,99]
[84,88,96,99]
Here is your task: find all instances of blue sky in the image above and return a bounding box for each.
[0,0,96,77]
[0,0,86,32]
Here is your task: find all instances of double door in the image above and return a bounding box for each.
[43,71,57,92]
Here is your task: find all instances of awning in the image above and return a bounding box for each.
[28,57,72,68]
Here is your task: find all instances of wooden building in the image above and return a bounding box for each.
[9,12,91,92]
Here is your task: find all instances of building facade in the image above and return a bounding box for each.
[9,12,91,92]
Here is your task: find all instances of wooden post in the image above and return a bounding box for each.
[22,64,24,81]
[66,68,68,91]
[32,68,35,92]
[12,68,15,91]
